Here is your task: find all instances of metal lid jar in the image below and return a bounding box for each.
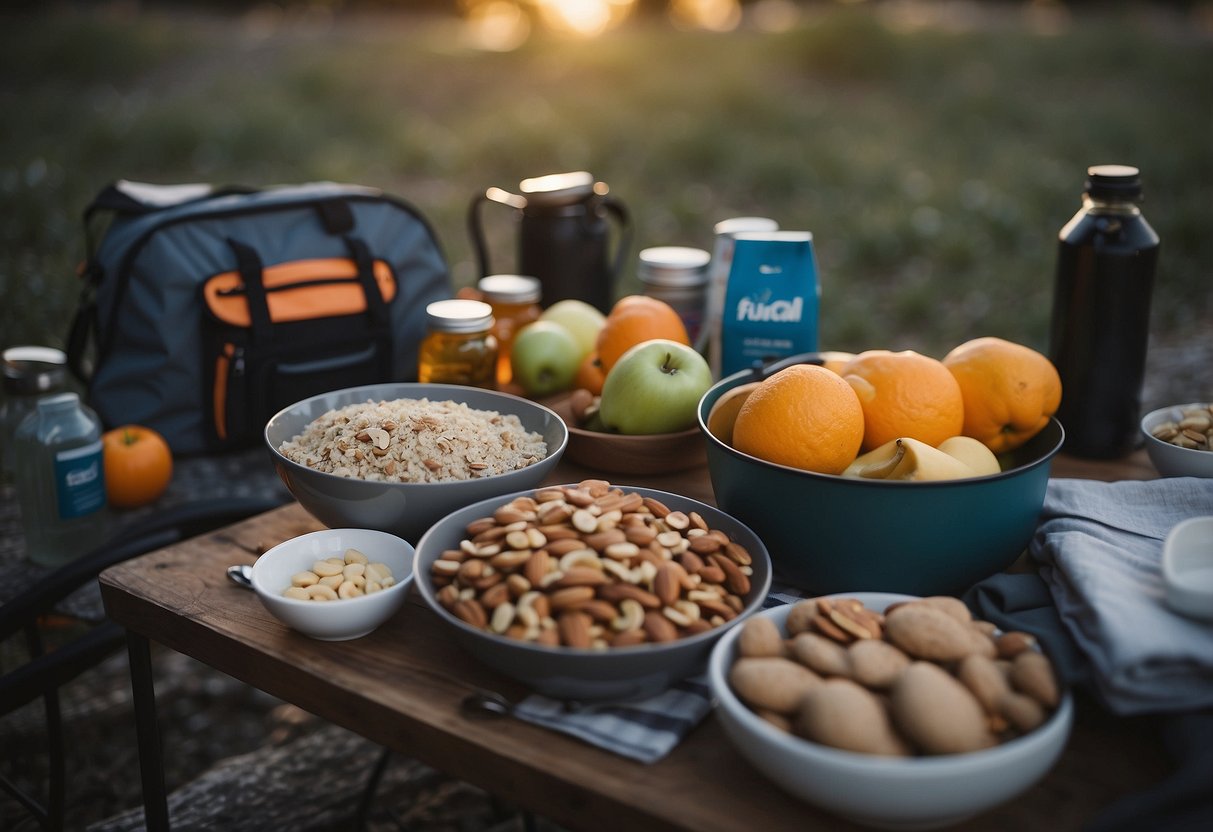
[417,300,498,389]
[637,246,712,344]
[478,275,542,387]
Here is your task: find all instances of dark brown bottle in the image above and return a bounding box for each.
[1049,165,1160,458]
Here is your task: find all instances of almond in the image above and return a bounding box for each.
[642,610,678,643]
[795,679,911,757]
[885,604,995,662]
[785,599,819,636]
[729,657,822,714]
[790,632,851,678]
[548,586,596,612]
[1009,650,1059,708]
[847,638,910,689]
[551,567,609,589]
[598,582,662,610]
[998,691,1046,732]
[451,599,487,629]
[653,562,687,607]
[708,552,750,596]
[738,616,786,659]
[891,662,996,755]
[957,653,1011,714]
[557,611,593,648]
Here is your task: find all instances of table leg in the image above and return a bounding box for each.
[126,631,170,832]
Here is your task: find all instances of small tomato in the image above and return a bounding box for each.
[102,425,173,509]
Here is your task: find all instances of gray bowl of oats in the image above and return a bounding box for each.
[266,383,568,543]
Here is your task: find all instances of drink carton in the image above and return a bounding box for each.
[717,231,819,378]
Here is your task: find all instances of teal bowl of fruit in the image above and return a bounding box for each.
[697,361,1064,595]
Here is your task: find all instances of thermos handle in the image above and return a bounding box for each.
[467,187,526,279]
[601,194,634,292]
[467,192,497,279]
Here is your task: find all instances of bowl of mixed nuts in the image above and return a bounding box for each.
[707,593,1072,829]
[1142,402,1213,478]
[412,479,772,701]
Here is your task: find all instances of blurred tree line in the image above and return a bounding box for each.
[6,1,1204,14]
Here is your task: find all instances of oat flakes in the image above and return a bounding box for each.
[279,398,546,483]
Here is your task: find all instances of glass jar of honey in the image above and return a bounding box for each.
[417,299,498,388]
[478,274,542,387]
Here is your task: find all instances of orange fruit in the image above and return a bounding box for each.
[574,350,606,396]
[840,350,965,452]
[819,351,856,375]
[103,425,173,509]
[942,336,1062,453]
[732,365,865,475]
[595,295,690,374]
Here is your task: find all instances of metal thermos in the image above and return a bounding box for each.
[468,171,632,314]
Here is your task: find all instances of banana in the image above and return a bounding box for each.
[936,436,1002,476]
[706,382,760,446]
[843,437,991,482]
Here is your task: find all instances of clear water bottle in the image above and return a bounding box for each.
[1048,165,1160,458]
[14,392,111,566]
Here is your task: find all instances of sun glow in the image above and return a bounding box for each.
[462,0,760,45]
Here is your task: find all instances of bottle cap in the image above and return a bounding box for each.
[1085,165,1142,200]
[478,274,542,305]
[426,299,495,334]
[3,346,67,395]
[638,246,711,288]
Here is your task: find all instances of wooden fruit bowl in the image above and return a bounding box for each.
[544,392,707,475]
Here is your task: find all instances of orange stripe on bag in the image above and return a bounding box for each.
[204,258,397,327]
[214,344,233,440]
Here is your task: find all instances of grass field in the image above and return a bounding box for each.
[1,2,1210,362]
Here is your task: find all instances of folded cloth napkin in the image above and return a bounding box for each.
[511,675,713,764]
[510,594,794,763]
[965,568,1213,832]
[1028,476,1213,716]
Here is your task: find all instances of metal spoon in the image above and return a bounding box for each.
[226,563,254,590]
[460,689,514,718]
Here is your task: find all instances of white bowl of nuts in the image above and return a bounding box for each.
[707,594,1073,829]
[251,528,414,641]
[413,480,772,701]
[1142,402,1213,478]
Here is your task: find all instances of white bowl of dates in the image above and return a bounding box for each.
[251,528,415,641]
[1141,402,1213,478]
[413,480,772,701]
[707,593,1072,829]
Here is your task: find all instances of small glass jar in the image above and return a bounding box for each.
[637,246,711,345]
[417,299,498,388]
[2,346,70,483]
[478,274,542,387]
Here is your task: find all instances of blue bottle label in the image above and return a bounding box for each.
[720,233,820,377]
[53,440,106,519]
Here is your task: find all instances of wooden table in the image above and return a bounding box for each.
[99,450,1169,831]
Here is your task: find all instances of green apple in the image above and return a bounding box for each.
[538,299,606,360]
[510,320,581,396]
[598,339,713,435]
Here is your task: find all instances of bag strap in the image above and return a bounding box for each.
[65,280,98,385]
[226,239,275,347]
[344,235,390,330]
